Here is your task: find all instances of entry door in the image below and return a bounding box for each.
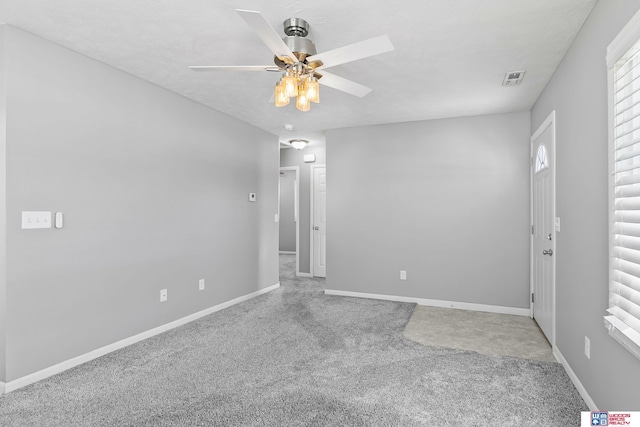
[531,112,556,345]
[312,165,326,277]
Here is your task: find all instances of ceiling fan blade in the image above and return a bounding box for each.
[318,71,372,98]
[307,35,394,70]
[235,9,298,64]
[189,65,280,72]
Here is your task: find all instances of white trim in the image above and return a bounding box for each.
[530,110,557,347]
[279,251,296,255]
[0,382,5,394]
[296,272,312,278]
[553,347,598,410]
[309,164,326,278]
[607,7,640,68]
[324,289,530,316]
[279,166,300,276]
[2,283,280,394]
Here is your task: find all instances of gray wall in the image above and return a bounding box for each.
[280,140,326,274]
[279,170,296,252]
[326,112,531,308]
[531,0,640,409]
[0,26,7,382]
[1,26,279,382]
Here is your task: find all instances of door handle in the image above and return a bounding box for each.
[314,226,319,230]
[543,249,553,256]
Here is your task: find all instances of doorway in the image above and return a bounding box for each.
[279,167,300,274]
[530,111,556,346]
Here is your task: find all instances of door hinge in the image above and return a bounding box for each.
[531,157,534,167]
[531,225,534,235]
[531,293,535,303]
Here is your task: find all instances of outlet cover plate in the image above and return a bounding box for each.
[585,336,590,359]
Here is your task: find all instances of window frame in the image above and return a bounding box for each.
[606,7,640,361]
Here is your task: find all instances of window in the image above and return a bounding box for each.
[606,10,640,360]
[534,144,548,174]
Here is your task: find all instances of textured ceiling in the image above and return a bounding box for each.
[0,0,596,139]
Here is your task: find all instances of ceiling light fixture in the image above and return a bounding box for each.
[275,64,320,112]
[190,10,395,113]
[289,139,309,150]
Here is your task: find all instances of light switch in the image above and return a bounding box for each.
[22,211,52,229]
[249,193,257,202]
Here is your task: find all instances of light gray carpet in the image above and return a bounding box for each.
[0,254,586,426]
[404,305,557,363]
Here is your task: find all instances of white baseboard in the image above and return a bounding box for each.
[297,272,312,278]
[553,346,597,410]
[3,282,280,394]
[279,251,296,255]
[324,289,530,316]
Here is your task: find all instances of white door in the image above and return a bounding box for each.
[531,112,556,345]
[312,165,326,277]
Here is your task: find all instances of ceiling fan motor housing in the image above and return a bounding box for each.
[274,17,317,66]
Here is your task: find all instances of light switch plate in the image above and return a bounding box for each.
[22,211,52,229]
[249,193,257,202]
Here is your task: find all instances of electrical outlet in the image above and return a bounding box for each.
[400,270,407,280]
[199,279,205,291]
[585,336,590,359]
[160,289,167,302]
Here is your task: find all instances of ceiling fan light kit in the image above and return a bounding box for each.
[276,65,320,111]
[189,10,395,113]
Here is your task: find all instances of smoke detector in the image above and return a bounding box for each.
[502,70,525,86]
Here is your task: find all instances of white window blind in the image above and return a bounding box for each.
[607,29,640,360]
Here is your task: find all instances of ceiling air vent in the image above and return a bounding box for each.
[502,70,525,86]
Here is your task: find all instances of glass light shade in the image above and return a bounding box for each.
[296,92,311,112]
[282,71,299,97]
[290,139,308,150]
[305,77,320,103]
[274,82,289,107]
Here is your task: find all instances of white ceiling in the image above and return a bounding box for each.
[0,0,596,138]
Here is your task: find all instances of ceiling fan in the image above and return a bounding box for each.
[189,9,394,111]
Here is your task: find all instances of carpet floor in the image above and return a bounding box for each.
[0,254,586,426]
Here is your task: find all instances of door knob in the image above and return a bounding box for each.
[314,226,319,230]
[543,249,553,256]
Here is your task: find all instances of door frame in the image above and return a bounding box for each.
[279,166,300,275]
[310,164,326,277]
[529,110,556,346]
